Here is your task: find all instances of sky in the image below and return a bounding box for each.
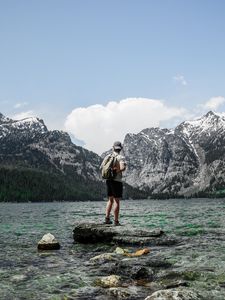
[1,0,225,154]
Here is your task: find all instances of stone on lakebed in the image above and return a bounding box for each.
[37,233,60,250]
[95,275,122,288]
[144,288,202,300]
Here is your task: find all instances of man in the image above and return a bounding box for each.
[101,141,126,226]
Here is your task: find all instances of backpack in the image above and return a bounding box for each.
[101,154,117,180]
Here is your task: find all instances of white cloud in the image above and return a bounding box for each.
[11,110,36,120]
[64,98,186,154]
[173,75,187,86]
[14,102,28,109]
[200,96,225,111]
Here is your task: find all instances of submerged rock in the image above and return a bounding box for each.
[107,287,138,299]
[114,247,151,257]
[130,265,153,280]
[11,274,27,283]
[90,253,118,262]
[115,247,130,255]
[163,280,189,289]
[73,223,177,246]
[73,286,103,300]
[104,257,154,281]
[37,233,60,250]
[95,275,122,288]
[144,288,202,300]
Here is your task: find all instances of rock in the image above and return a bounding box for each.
[144,288,202,300]
[114,247,150,257]
[37,233,60,250]
[113,235,178,246]
[95,275,122,288]
[107,287,135,299]
[115,247,130,255]
[90,253,118,262]
[73,223,177,246]
[11,274,27,282]
[114,252,171,269]
[73,286,103,299]
[163,280,189,289]
[100,257,154,281]
[144,256,172,269]
[130,266,153,280]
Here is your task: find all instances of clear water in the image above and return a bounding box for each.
[1,199,225,299]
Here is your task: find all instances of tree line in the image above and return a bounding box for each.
[0,167,105,202]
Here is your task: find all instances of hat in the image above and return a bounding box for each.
[113,141,123,150]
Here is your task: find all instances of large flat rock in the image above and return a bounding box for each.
[73,223,178,246]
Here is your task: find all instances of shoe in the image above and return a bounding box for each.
[104,217,112,224]
[114,220,121,226]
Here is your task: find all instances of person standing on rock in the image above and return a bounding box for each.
[100,141,126,226]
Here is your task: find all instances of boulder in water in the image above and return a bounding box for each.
[37,233,60,250]
[73,223,177,246]
[144,288,202,300]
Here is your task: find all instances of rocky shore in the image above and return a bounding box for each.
[72,223,204,299]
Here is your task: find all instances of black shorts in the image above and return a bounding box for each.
[106,180,123,198]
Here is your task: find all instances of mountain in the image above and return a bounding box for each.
[1,110,225,201]
[0,113,146,201]
[122,111,225,198]
[0,115,101,178]
[0,114,105,201]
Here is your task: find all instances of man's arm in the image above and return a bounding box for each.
[119,160,126,172]
[113,158,126,173]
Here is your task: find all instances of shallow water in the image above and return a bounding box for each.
[1,199,225,299]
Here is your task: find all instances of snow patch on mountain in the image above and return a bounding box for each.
[11,117,48,133]
[179,111,225,139]
[123,111,225,196]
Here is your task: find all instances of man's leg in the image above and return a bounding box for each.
[105,196,114,219]
[113,198,120,223]
[105,180,113,223]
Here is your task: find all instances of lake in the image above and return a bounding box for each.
[1,199,225,299]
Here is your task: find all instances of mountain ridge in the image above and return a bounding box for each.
[122,111,225,197]
[0,112,146,201]
[1,111,225,201]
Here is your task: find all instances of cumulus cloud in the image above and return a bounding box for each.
[64,98,186,154]
[200,96,225,111]
[173,75,187,86]
[14,102,28,109]
[11,110,36,120]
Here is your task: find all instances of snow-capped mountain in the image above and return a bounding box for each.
[0,115,48,141]
[0,113,104,201]
[1,110,225,200]
[0,113,147,201]
[122,111,225,197]
[0,114,101,178]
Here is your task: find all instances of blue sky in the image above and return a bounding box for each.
[1,0,225,153]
